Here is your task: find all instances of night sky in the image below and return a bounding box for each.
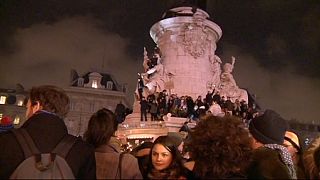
[0,0,319,123]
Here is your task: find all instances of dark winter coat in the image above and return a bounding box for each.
[247,147,291,179]
[0,111,96,179]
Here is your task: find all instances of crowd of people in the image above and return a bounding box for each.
[139,89,259,124]
[1,84,320,179]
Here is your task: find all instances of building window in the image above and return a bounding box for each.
[70,101,75,111]
[0,96,6,104]
[14,116,20,125]
[78,78,84,87]
[92,80,98,88]
[122,84,127,92]
[106,81,113,90]
[17,100,24,106]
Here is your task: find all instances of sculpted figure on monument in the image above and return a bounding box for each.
[220,56,237,89]
[144,53,165,94]
[209,54,222,87]
[142,47,150,72]
[219,56,248,103]
[135,48,166,101]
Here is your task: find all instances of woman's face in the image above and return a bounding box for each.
[151,144,173,171]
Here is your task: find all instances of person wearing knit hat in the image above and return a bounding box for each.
[247,109,297,179]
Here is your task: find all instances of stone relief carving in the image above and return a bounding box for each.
[182,23,208,58]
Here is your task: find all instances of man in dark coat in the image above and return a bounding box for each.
[247,109,296,179]
[205,90,214,106]
[137,73,145,100]
[115,101,126,123]
[140,97,149,121]
[0,85,96,179]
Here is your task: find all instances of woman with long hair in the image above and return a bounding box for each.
[146,135,192,179]
[84,108,142,179]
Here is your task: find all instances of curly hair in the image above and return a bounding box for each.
[186,114,253,178]
[29,85,70,118]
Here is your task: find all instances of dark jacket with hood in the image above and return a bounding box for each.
[0,111,96,179]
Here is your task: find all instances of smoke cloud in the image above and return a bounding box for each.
[0,16,141,103]
[222,44,320,124]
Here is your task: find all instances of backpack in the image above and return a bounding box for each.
[10,129,77,179]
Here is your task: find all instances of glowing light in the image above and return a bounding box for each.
[17,100,23,106]
[14,116,20,125]
[0,96,6,104]
[92,80,98,88]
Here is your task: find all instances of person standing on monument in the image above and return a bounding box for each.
[140,97,149,122]
[137,73,145,100]
[149,99,158,121]
[205,90,214,106]
[115,101,126,124]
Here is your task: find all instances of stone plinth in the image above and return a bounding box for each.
[150,7,222,99]
[116,121,168,143]
[163,114,196,132]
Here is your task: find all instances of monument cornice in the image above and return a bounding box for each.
[150,14,222,45]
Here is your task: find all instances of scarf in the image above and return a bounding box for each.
[264,144,297,179]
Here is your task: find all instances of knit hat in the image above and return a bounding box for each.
[249,109,288,145]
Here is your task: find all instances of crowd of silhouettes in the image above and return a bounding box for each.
[138,88,259,124]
